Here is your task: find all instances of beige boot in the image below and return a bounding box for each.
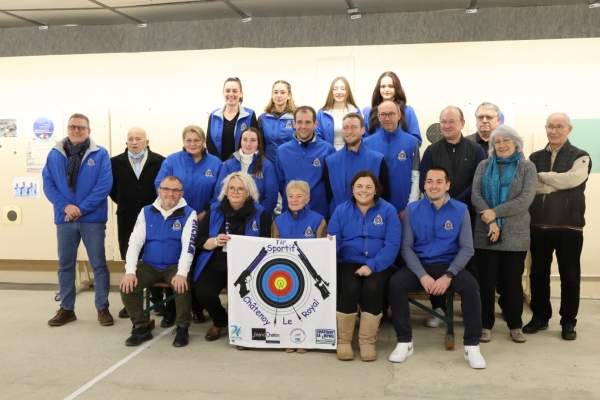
[336,312,357,360]
[358,311,382,361]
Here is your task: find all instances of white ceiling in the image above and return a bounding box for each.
[0,0,592,28]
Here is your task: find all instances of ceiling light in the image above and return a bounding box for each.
[350,13,362,19]
[466,8,478,13]
[39,25,48,30]
[242,16,252,22]
[590,2,600,8]
[138,23,147,28]
[347,8,358,13]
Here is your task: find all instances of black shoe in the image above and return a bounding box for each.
[161,313,175,328]
[154,304,167,316]
[118,307,129,319]
[561,323,577,340]
[522,318,549,334]
[125,326,153,346]
[172,326,189,347]
[193,311,206,324]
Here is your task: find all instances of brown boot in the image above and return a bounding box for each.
[359,311,382,361]
[98,309,114,326]
[48,308,77,326]
[205,325,223,341]
[336,312,357,361]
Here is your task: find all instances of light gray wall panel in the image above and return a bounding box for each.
[0,4,598,57]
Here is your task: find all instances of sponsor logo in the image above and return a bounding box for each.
[304,226,314,238]
[397,150,407,161]
[312,158,322,167]
[87,159,95,166]
[285,121,293,130]
[373,214,384,226]
[315,329,336,345]
[230,325,243,341]
[252,328,266,341]
[172,219,182,231]
[251,220,258,232]
[240,123,247,131]
[204,169,213,178]
[290,328,306,344]
[444,220,454,230]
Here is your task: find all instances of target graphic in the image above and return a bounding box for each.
[257,258,306,309]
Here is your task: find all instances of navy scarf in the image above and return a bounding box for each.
[64,138,90,192]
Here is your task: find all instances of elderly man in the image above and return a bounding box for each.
[419,106,486,327]
[388,166,485,369]
[323,112,390,215]
[524,112,592,341]
[43,113,113,326]
[466,102,502,155]
[120,176,197,347]
[110,127,165,319]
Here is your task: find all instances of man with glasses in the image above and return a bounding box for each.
[418,106,486,328]
[120,176,197,347]
[524,112,592,341]
[466,102,502,154]
[43,113,114,327]
[110,127,165,319]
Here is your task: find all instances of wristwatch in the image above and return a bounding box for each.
[214,238,219,247]
[445,271,455,279]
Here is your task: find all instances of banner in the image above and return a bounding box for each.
[227,236,337,350]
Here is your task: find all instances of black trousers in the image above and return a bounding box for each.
[389,263,482,345]
[529,229,583,325]
[196,266,228,327]
[337,262,395,315]
[476,249,526,330]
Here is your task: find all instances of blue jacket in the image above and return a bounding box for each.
[142,204,195,270]
[42,137,112,225]
[207,105,255,159]
[315,105,362,146]
[155,150,221,213]
[274,207,325,239]
[275,134,336,219]
[364,105,422,145]
[213,152,278,216]
[363,127,419,213]
[259,111,295,163]
[407,197,467,266]
[328,199,401,273]
[193,202,265,281]
[324,142,385,216]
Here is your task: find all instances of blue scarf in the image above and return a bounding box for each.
[481,152,521,228]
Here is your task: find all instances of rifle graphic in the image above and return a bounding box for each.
[294,241,330,300]
[234,247,267,298]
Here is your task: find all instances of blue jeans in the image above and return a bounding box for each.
[57,222,110,311]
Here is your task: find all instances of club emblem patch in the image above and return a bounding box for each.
[87,159,95,166]
[304,226,314,238]
[251,220,258,232]
[172,220,182,231]
[373,214,384,226]
[240,123,247,131]
[444,220,454,230]
[312,158,322,167]
[397,150,407,161]
[255,171,263,179]
[204,169,214,177]
[285,121,293,130]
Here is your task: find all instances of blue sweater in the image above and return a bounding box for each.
[259,111,295,163]
[363,127,419,213]
[315,105,361,146]
[275,134,336,219]
[328,199,401,273]
[273,207,325,239]
[42,138,112,224]
[364,105,422,145]
[155,150,221,213]
[207,105,255,159]
[213,152,278,216]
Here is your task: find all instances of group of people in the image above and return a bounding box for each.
[42,71,591,370]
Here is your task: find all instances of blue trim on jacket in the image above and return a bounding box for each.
[315,105,361,146]
[42,138,112,224]
[208,105,254,159]
[364,105,422,145]
[327,198,401,273]
[259,112,295,163]
[192,202,265,281]
[274,207,324,239]
[363,127,418,213]
[154,150,221,213]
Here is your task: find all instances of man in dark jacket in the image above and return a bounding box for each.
[524,112,591,341]
[465,102,501,155]
[419,106,486,327]
[110,127,165,319]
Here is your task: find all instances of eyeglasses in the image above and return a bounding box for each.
[439,119,462,125]
[67,125,88,132]
[159,187,183,194]
[545,124,567,131]
[377,112,397,119]
[493,137,513,146]
[476,115,497,121]
[227,186,246,194]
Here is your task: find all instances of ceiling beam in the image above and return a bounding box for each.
[221,0,250,19]
[0,10,45,27]
[87,0,145,24]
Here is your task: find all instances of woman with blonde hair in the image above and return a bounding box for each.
[259,80,297,163]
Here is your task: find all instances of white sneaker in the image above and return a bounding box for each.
[424,308,444,328]
[389,342,414,363]
[463,345,486,369]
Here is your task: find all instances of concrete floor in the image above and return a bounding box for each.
[1,290,599,400]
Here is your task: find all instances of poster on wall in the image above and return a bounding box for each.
[12,177,40,198]
[468,102,515,135]
[227,236,337,350]
[0,118,19,138]
[26,112,63,170]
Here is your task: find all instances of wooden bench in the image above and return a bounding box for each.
[407,290,455,350]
